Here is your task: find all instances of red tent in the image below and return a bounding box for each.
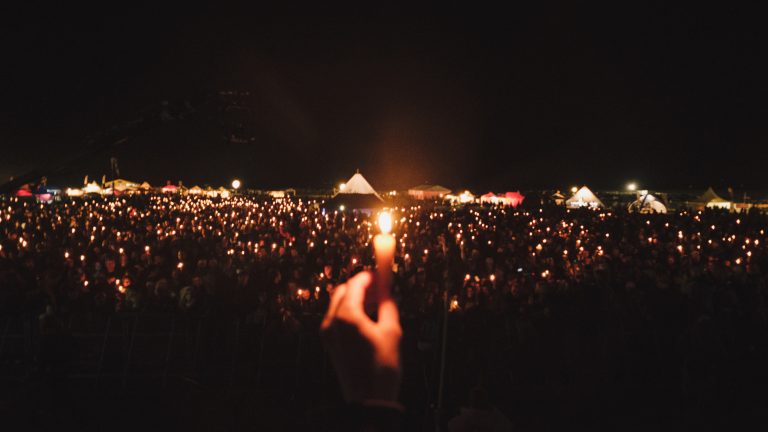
[504,191,525,207]
[161,182,178,193]
[15,187,33,197]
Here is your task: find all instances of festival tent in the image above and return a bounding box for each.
[339,171,382,199]
[66,188,84,197]
[445,190,476,204]
[480,191,525,207]
[408,184,451,200]
[83,182,103,194]
[139,182,152,191]
[14,186,33,197]
[188,185,203,195]
[104,179,140,192]
[324,171,384,211]
[504,191,525,207]
[628,192,667,214]
[34,186,60,202]
[161,182,178,193]
[480,192,497,204]
[565,186,604,209]
[697,187,732,210]
[551,191,566,206]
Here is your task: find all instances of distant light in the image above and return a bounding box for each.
[339,183,346,191]
[339,205,345,211]
[231,179,241,190]
[570,186,578,194]
[626,182,637,192]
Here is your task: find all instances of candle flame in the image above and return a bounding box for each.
[378,211,392,234]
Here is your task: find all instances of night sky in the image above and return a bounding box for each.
[2,3,766,191]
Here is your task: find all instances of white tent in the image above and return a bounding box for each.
[445,190,476,204]
[65,188,84,197]
[336,171,383,200]
[104,179,139,192]
[565,186,603,209]
[326,171,384,210]
[83,182,103,195]
[408,184,451,200]
[700,187,732,210]
[628,191,667,214]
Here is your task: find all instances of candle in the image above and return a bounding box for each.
[373,211,395,300]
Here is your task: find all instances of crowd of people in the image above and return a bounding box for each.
[1,194,768,430]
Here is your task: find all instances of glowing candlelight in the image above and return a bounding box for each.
[373,211,395,300]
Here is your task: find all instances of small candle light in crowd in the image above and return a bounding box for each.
[64,251,70,259]
[80,255,85,262]
[677,245,684,253]
[489,274,496,282]
[450,297,460,312]
[352,258,358,265]
[373,211,396,301]
[119,248,124,255]
[465,274,471,281]
[145,245,150,253]
[177,262,184,270]
[735,258,742,265]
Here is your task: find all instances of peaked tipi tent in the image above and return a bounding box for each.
[325,171,384,211]
[551,191,566,206]
[695,187,732,210]
[565,186,604,209]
